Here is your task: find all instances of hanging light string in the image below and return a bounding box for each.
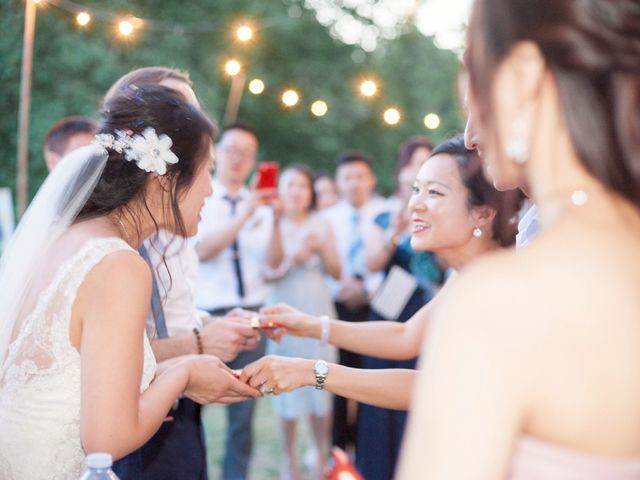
[31,0,443,128]
[43,0,288,34]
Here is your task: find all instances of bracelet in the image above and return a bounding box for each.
[319,315,330,345]
[193,327,204,354]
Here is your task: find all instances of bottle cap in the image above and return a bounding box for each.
[86,453,113,469]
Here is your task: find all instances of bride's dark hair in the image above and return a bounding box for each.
[467,0,640,206]
[75,85,215,238]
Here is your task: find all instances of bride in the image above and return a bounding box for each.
[0,85,259,479]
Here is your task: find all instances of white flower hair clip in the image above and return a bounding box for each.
[94,127,179,175]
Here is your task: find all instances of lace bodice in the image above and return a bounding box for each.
[0,237,157,480]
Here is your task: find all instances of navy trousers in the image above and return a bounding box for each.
[113,398,208,480]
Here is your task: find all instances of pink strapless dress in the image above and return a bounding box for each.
[508,436,640,480]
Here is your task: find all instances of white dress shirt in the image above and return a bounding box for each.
[144,230,203,337]
[516,204,539,250]
[195,177,273,311]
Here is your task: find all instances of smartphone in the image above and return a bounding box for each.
[256,162,279,189]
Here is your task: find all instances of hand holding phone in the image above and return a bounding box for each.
[256,162,279,190]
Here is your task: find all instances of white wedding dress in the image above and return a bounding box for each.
[0,237,157,479]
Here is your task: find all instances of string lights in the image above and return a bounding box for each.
[359,79,377,97]
[29,0,443,129]
[236,24,254,42]
[310,100,328,117]
[75,11,90,26]
[248,78,265,95]
[281,89,300,108]
[224,59,242,76]
[424,113,441,130]
[383,108,401,126]
[118,19,134,37]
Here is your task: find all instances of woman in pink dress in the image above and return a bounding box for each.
[398,0,640,478]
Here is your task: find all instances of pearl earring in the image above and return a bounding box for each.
[473,227,482,238]
[505,115,529,164]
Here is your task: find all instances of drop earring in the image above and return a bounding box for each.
[505,115,529,164]
[473,227,482,238]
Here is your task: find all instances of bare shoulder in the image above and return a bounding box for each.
[92,248,150,281]
[425,247,544,371]
[78,248,151,307]
[419,250,534,412]
[437,249,530,326]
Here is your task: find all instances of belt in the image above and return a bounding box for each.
[206,304,262,317]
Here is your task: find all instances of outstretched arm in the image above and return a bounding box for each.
[240,355,416,410]
[260,284,450,361]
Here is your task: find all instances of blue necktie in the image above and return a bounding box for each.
[224,195,246,299]
[347,210,364,277]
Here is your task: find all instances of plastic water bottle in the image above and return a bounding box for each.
[79,453,120,479]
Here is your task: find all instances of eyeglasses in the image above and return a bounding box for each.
[218,146,256,160]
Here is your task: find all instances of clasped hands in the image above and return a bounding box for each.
[178,304,323,401]
[239,303,323,396]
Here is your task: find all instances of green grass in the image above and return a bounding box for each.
[203,398,317,479]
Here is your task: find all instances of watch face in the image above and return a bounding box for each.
[315,361,329,376]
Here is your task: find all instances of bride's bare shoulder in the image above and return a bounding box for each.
[71,237,151,309]
[84,247,150,288]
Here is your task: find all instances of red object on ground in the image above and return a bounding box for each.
[327,447,365,480]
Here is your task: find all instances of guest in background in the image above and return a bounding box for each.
[313,171,339,210]
[195,123,281,480]
[263,164,341,480]
[385,136,433,214]
[43,116,97,171]
[321,150,386,455]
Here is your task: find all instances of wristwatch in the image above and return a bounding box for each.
[314,360,329,390]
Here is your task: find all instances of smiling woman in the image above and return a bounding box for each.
[410,135,519,258]
[237,134,521,417]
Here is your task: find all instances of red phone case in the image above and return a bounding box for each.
[256,162,279,189]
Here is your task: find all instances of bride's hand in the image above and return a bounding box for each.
[240,355,315,395]
[180,355,260,404]
[259,303,320,339]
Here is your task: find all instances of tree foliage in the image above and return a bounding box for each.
[0,0,463,201]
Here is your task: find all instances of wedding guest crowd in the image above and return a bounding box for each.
[2,1,638,479]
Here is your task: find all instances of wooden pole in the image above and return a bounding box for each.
[16,0,37,216]
[223,71,246,126]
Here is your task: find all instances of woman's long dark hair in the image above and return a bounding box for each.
[76,85,215,239]
[431,135,522,247]
[467,0,640,206]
